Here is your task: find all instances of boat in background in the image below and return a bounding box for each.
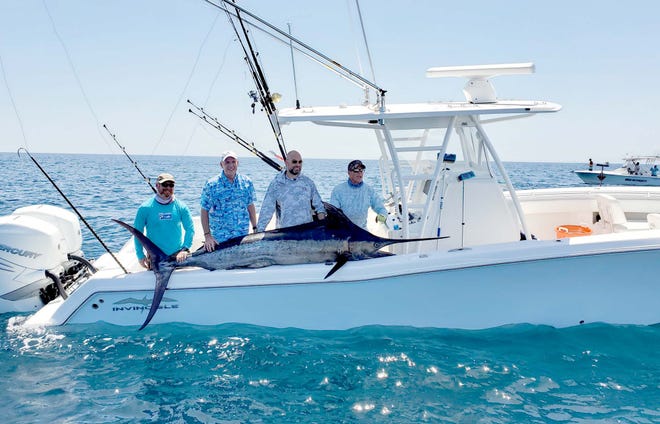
[18,3,660,330]
[575,155,660,186]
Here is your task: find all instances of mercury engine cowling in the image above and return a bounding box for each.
[0,204,91,313]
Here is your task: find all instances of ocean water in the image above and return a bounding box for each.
[1,153,658,423]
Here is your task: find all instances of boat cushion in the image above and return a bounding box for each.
[596,194,649,232]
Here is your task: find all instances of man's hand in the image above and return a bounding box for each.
[317,212,327,221]
[204,233,217,252]
[175,249,189,263]
[139,257,151,269]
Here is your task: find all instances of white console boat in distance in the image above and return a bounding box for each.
[575,156,660,186]
[22,58,660,329]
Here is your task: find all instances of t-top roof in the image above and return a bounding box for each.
[277,100,561,124]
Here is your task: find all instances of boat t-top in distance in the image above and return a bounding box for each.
[17,1,660,330]
[575,155,660,186]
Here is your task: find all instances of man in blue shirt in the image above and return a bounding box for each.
[330,160,387,230]
[201,151,257,251]
[134,173,194,268]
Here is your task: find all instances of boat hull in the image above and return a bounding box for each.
[575,170,660,186]
[25,236,660,330]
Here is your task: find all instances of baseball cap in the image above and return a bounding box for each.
[221,151,238,163]
[348,159,366,171]
[157,173,175,183]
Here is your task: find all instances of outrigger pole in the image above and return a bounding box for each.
[17,148,129,274]
[102,124,157,194]
[203,0,387,111]
[213,0,288,161]
[287,22,301,110]
[188,99,282,172]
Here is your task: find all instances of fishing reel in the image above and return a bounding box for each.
[248,90,282,113]
[248,90,261,114]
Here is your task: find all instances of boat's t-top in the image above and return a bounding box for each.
[278,63,561,252]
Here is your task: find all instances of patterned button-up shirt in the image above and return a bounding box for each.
[200,172,256,243]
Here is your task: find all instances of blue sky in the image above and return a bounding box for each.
[1,0,659,162]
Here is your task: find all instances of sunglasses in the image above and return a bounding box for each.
[350,168,364,173]
[160,182,175,188]
[290,160,303,164]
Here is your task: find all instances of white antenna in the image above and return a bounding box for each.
[426,62,535,104]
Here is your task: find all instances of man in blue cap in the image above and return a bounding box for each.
[330,159,387,230]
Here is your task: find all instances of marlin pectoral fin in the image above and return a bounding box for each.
[324,252,351,279]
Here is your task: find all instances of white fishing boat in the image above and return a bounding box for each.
[16,3,660,330]
[574,156,660,186]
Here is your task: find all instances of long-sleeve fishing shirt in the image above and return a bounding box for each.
[257,171,326,231]
[329,180,387,229]
[133,197,194,260]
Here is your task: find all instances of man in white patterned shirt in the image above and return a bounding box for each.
[257,150,326,231]
[200,151,257,252]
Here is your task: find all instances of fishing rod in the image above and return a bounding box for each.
[17,148,129,274]
[187,99,282,172]
[103,124,157,194]
[203,0,386,108]
[217,0,288,161]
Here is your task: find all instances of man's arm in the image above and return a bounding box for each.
[201,208,217,252]
[370,185,388,216]
[181,203,195,250]
[248,204,257,232]
[247,180,258,232]
[310,179,326,219]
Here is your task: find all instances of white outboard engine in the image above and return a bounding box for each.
[0,204,93,313]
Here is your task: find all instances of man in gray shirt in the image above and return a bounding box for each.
[257,150,326,231]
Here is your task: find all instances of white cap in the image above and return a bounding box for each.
[221,151,238,163]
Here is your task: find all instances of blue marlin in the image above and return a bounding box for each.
[114,203,446,330]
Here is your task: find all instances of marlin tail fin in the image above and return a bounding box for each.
[112,219,175,330]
